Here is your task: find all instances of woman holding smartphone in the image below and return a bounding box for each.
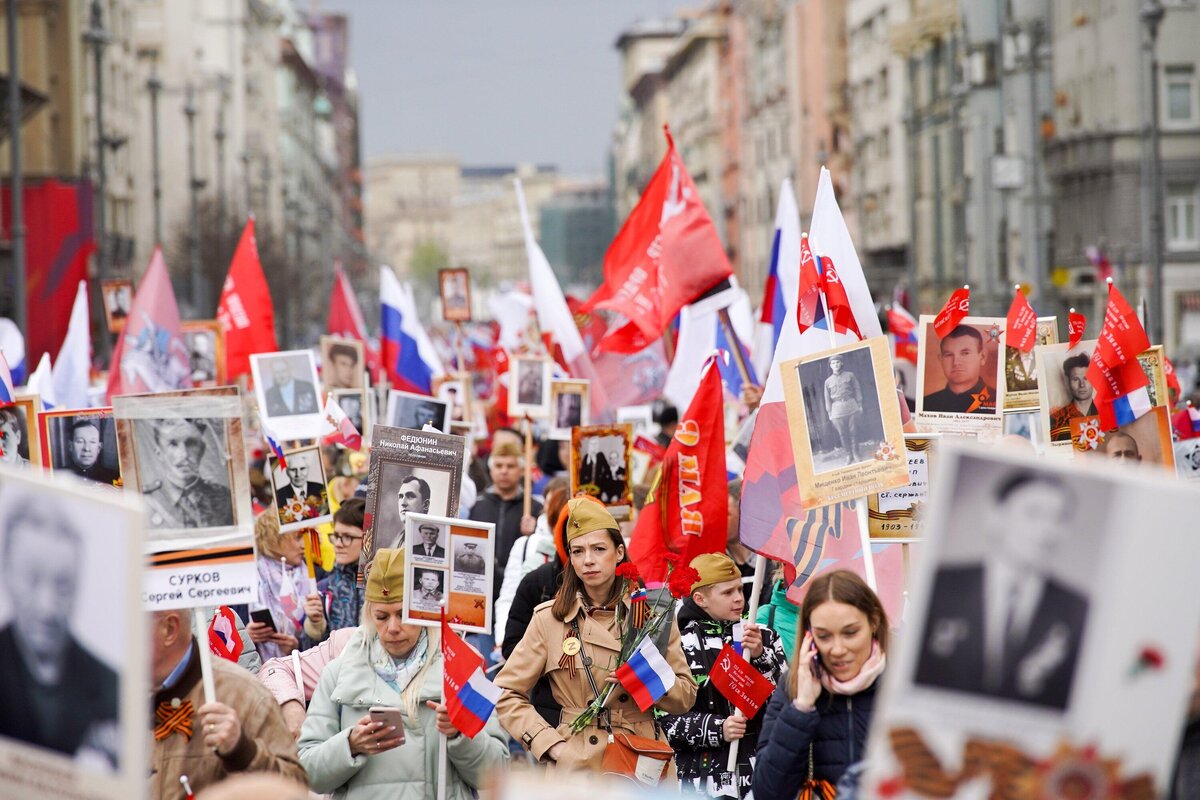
[298,549,509,798]
[753,569,890,799]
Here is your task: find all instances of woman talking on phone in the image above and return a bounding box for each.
[298,549,509,798]
[753,570,890,799]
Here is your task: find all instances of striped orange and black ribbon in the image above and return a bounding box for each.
[154,699,194,742]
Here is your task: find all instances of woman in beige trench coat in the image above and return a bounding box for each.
[495,497,696,776]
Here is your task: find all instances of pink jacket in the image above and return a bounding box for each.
[258,626,356,706]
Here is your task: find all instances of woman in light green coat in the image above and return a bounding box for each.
[298,549,509,798]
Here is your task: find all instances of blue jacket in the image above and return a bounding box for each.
[752,676,879,798]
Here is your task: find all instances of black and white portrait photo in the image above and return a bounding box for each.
[411,568,445,613]
[251,350,324,440]
[550,380,589,440]
[574,430,630,509]
[510,356,551,417]
[269,445,330,533]
[0,404,33,470]
[0,468,146,795]
[453,538,487,575]
[913,457,1099,711]
[185,329,217,385]
[332,388,367,438]
[370,462,453,553]
[387,390,449,433]
[439,268,472,322]
[320,336,365,392]
[101,279,132,333]
[41,410,121,487]
[412,520,447,563]
[797,348,885,473]
[131,417,236,531]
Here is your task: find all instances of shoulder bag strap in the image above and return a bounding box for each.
[570,616,614,735]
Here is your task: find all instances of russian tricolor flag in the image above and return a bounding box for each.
[1189,405,1200,434]
[1109,386,1154,428]
[614,636,677,712]
[380,266,444,394]
[0,351,14,404]
[265,432,288,469]
[442,612,502,738]
[753,179,801,383]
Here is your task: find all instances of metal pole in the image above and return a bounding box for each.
[215,76,228,239]
[1027,20,1048,312]
[1140,1,1166,345]
[184,83,204,313]
[7,0,26,337]
[87,0,107,283]
[147,66,163,245]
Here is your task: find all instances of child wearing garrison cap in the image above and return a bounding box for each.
[661,553,788,798]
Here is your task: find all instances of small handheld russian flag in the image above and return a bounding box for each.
[442,611,502,738]
[731,621,745,658]
[265,431,288,469]
[0,351,14,405]
[614,636,677,712]
[1188,404,1200,434]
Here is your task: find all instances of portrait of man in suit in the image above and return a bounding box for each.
[0,503,120,767]
[263,357,319,417]
[923,325,997,414]
[412,522,446,562]
[914,470,1090,710]
[274,454,326,510]
[63,417,121,486]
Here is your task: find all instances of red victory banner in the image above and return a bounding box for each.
[1004,286,1038,352]
[709,643,774,718]
[628,360,727,583]
[1087,282,1152,430]
[1068,308,1087,349]
[217,218,279,381]
[932,285,971,339]
[818,255,862,338]
[796,233,823,333]
[585,126,732,353]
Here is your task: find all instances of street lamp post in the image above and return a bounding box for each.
[147,65,163,245]
[184,83,206,313]
[7,0,26,336]
[1140,0,1166,345]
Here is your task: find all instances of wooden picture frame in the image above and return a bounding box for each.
[438,267,472,323]
[570,423,634,520]
[181,319,226,388]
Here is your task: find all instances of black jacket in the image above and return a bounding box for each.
[753,676,879,798]
[469,488,543,599]
[661,599,786,797]
[501,560,563,727]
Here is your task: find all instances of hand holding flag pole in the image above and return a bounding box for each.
[192,608,217,704]
[726,553,768,776]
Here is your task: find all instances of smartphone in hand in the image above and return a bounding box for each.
[250,609,277,633]
[807,628,823,678]
[369,706,406,746]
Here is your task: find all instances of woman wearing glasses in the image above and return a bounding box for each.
[304,498,368,645]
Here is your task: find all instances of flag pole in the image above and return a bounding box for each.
[192,608,216,703]
[523,414,533,518]
[437,684,448,800]
[717,307,755,388]
[453,321,474,429]
[720,556,768,777]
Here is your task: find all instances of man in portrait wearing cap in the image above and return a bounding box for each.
[661,553,788,798]
[65,417,121,486]
[413,522,446,561]
[148,607,304,798]
[454,541,486,575]
[143,418,235,529]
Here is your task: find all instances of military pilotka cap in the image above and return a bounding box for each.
[563,496,618,542]
[689,552,742,593]
[366,548,405,603]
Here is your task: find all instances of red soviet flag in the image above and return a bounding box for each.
[709,643,774,718]
[796,234,823,333]
[818,255,862,338]
[217,218,278,381]
[106,246,192,400]
[628,359,727,583]
[1087,282,1150,397]
[327,262,379,374]
[585,127,732,353]
[1005,287,1038,352]
[933,285,971,338]
[1068,309,1087,348]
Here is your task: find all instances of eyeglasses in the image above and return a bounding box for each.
[329,533,364,545]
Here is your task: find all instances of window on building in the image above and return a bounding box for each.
[1164,65,1197,126]
[1167,182,1199,250]
[879,67,888,100]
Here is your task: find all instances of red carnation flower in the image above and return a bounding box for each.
[1139,647,1164,670]
[615,563,641,582]
[663,552,683,567]
[667,566,702,598]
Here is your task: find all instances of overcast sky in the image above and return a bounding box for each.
[318,0,693,176]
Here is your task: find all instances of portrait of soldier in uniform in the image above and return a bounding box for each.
[46,415,121,487]
[139,418,234,530]
[454,541,487,575]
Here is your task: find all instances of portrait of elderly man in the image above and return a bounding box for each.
[142,418,235,529]
[65,417,121,486]
[923,325,996,414]
[0,503,120,766]
[263,358,319,417]
[274,455,325,511]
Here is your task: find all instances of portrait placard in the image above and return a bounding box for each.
[1135,345,1170,410]
[509,356,552,418]
[1,394,41,471]
[332,387,370,443]
[1068,406,1176,470]
[438,267,472,323]
[386,389,449,433]
[403,513,494,634]
[114,387,257,610]
[1003,316,1058,411]
[780,337,909,509]
[1034,339,1098,451]
[570,423,634,520]
[915,315,1005,435]
[269,444,332,533]
[1002,408,1042,448]
[250,350,325,440]
[616,405,654,436]
[38,407,121,488]
[549,379,590,441]
[1175,438,1200,480]
[181,320,225,388]
[436,377,467,424]
[867,435,937,541]
[362,425,466,581]
[0,463,147,800]
[320,336,365,393]
[863,443,1200,798]
[100,278,133,334]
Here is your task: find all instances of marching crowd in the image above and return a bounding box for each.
[103,408,1197,800]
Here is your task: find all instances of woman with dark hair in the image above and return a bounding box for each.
[494,496,696,775]
[753,569,890,799]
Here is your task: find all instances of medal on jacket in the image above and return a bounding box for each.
[560,634,581,678]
